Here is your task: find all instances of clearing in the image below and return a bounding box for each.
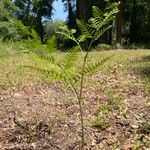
[0,45,150,150]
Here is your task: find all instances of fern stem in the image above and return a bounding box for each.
[78,50,90,150]
[78,38,94,149]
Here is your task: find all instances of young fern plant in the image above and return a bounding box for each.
[25,1,119,149]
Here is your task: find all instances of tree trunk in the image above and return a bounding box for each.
[116,0,123,47]
[76,0,89,50]
[76,0,86,21]
[129,0,138,44]
[37,11,44,43]
[67,0,75,29]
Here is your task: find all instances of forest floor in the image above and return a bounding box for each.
[0,45,150,150]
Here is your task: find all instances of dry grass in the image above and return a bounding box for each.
[0,43,150,91]
[0,42,150,149]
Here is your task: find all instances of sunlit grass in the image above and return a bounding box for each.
[0,41,150,92]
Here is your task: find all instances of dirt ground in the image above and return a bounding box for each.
[0,73,150,149]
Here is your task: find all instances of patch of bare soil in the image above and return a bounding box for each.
[0,74,149,149]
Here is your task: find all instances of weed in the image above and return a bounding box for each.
[92,104,111,130]
[92,118,110,131]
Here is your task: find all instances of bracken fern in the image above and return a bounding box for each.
[25,1,119,149]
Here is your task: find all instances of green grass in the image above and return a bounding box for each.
[0,41,150,92]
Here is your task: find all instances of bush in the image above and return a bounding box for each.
[46,34,57,52]
[94,43,112,51]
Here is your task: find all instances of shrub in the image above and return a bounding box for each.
[95,43,112,51]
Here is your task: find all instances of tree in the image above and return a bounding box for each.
[62,0,76,29]
[76,0,86,21]
[123,0,150,45]
[32,0,55,43]
[116,0,123,46]
[14,0,32,26]
[0,0,36,41]
[14,0,55,43]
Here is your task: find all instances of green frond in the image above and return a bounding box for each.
[62,46,79,70]
[56,26,77,43]
[93,25,112,41]
[57,31,77,43]
[77,35,87,43]
[76,19,92,39]
[80,55,114,76]
[37,53,57,65]
[24,65,67,81]
[68,55,114,83]
[92,6,103,18]
[57,25,69,33]
[90,6,119,30]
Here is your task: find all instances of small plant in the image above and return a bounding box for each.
[25,1,119,149]
[92,117,110,130]
[105,89,129,117]
[92,104,111,130]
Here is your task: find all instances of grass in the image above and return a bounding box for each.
[0,41,150,149]
[0,41,150,92]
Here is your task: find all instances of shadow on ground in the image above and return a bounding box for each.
[132,55,150,78]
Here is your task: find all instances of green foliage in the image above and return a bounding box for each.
[45,20,68,49]
[18,39,46,52]
[24,65,67,81]
[0,20,39,42]
[57,3,119,50]
[46,34,57,51]
[68,55,114,83]
[61,47,79,70]
[0,0,39,42]
[92,117,110,131]
[92,104,111,130]
[0,0,16,20]
[94,43,112,51]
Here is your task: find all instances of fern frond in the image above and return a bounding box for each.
[92,6,103,18]
[90,6,118,30]
[93,25,111,41]
[24,65,67,81]
[76,19,92,39]
[77,35,87,43]
[37,54,57,65]
[62,46,79,70]
[69,55,114,83]
[57,31,77,43]
[57,26,77,43]
[80,55,114,75]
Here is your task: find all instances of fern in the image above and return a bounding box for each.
[24,65,67,81]
[57,26,77,44]
[92,6,103,19]
[76,19,92,39]
[62,47,79,70]
[90,6,119,31]
[93,25,112,41]
[69,55,114,83]
[25,2,119,150]
[81,55,114,75]
[38,53,57,65]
